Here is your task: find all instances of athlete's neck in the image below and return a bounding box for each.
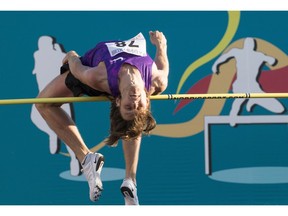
[118,65,144,95]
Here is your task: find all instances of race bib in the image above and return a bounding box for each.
[106,32,147,57]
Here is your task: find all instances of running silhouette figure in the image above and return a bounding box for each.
[212,37,285,126]
[31,36,81,176]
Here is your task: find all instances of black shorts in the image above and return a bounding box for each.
[60,64,108,97]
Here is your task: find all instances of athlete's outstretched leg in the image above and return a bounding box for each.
[35,72,90,162]
[120,137,141,205]
[36,72,104,202]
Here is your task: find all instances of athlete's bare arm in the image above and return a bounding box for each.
[149,31,169,95]
[62,51,110,93]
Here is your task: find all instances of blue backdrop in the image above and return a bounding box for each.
[0,11,288,205]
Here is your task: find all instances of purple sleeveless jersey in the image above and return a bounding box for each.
[80,41,153,97]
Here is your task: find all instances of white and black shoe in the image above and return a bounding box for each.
[82,153,104,202]
[120,178,139,205]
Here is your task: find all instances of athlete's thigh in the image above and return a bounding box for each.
[38,72,74,98]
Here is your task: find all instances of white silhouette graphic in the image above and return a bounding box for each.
[204,38,288,176]
[212,37,285,127]
[31,36,81,176]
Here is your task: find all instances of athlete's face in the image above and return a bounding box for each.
[116,87,148,120]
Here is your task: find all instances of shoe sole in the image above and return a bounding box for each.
[96,155,105,172]
[90,154,105,202]
[120,186,135,198]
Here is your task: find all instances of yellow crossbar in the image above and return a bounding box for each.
[0,93,287,105]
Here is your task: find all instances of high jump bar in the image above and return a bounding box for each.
[0,93,288,105]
